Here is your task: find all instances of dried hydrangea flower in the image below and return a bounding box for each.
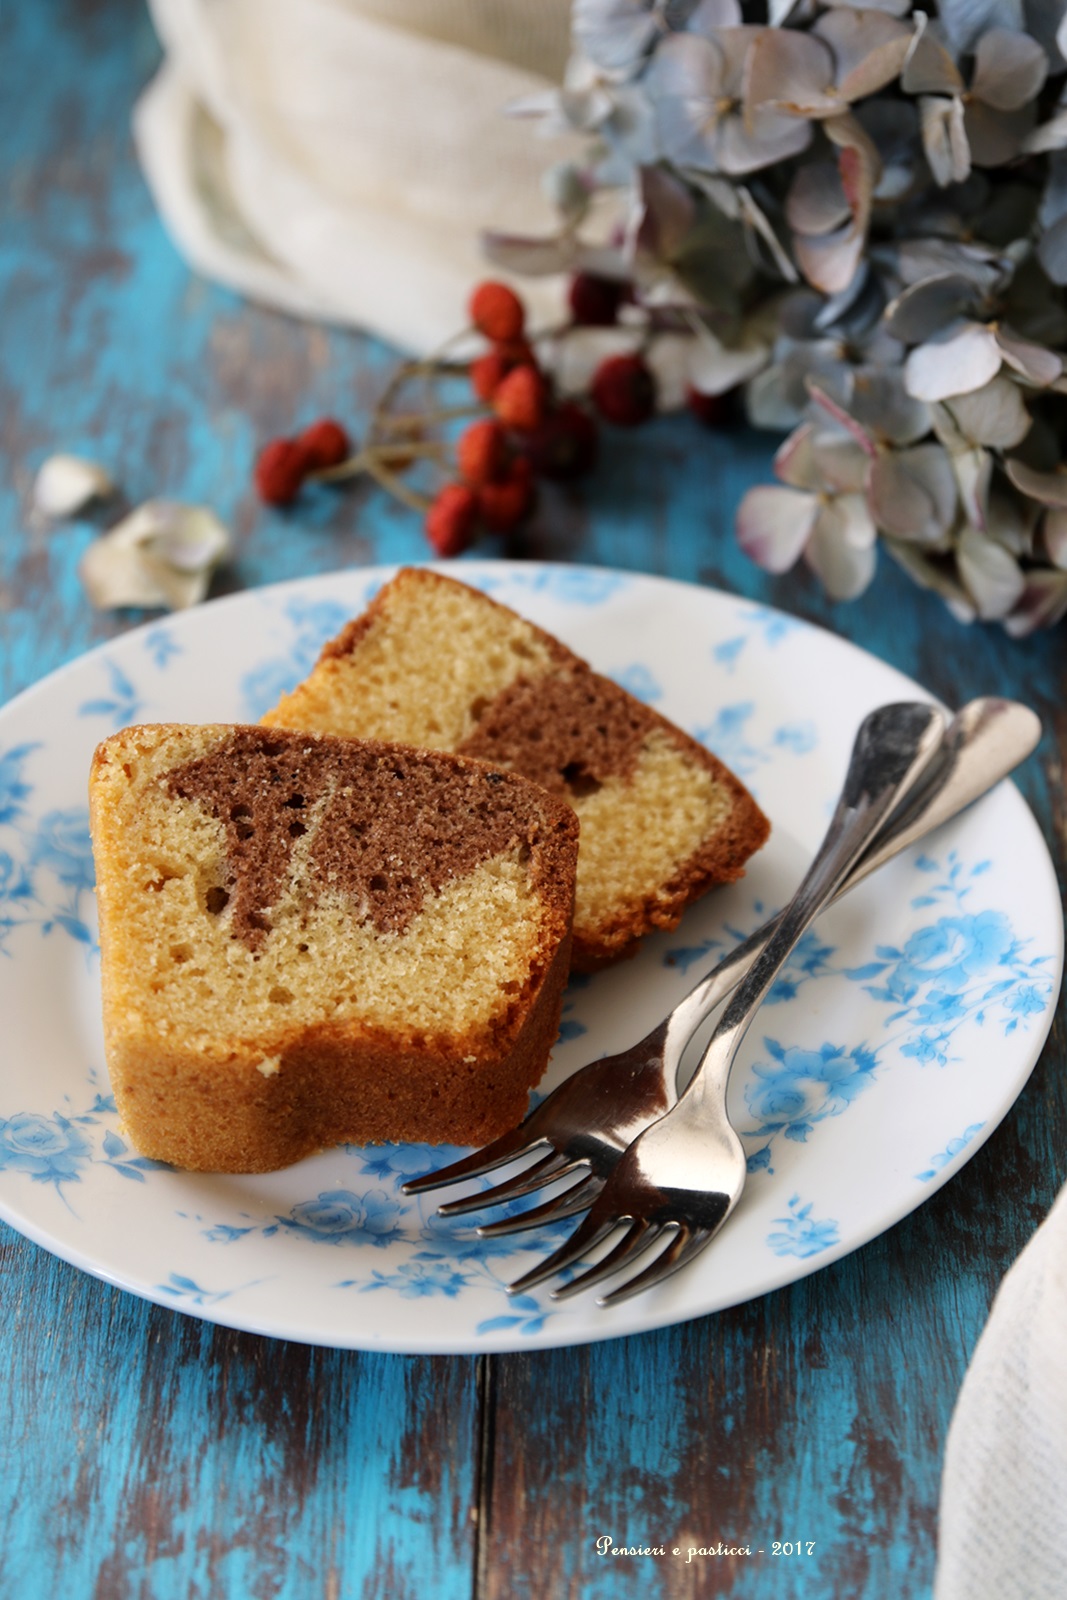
[505,0,1067,628]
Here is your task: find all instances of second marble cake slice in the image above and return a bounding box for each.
[262,568,770,969]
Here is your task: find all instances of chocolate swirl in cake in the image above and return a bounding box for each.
[457,670,656,799]
[165,729,569,950]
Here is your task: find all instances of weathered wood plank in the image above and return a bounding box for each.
[0,1230,481,1599]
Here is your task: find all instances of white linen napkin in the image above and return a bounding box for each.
[133,0,577,352]
[935,1177,1067,1600]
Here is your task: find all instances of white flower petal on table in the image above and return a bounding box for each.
[942,376,1032,447]
[79,500,229,612]
[805,495,878,599]
[904,320,1001,401]
[736,485,819,572]
[957,523,1026,618]
[970,27,1048,112]
[33,454,115,519]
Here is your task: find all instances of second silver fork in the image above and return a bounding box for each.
[404,697,1039,1239]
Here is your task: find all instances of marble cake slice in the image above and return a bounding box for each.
[262,568,770,969]
[89,723,578,1171]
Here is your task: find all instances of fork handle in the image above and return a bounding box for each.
[661,696,1037,1066]
[682,702,945,1106]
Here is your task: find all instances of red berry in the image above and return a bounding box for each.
[456,419,507,487]
[524,403,599,481]
[425,483,479,557]
[591,354,657,427]
[254,438,311,506]
[493,364,548,432]
[469,340,535,403]
[568,273,625,327]
[299,418,351,471]
[469,280,526,343]
[478,457,535,531]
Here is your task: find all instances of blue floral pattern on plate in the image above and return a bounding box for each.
[0,562,1059,1353]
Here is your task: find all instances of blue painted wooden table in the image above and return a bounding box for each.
[2,5,1065,1598]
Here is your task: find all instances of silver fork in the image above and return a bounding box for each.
[499,699,950,1304]
[403,698,1038,1241]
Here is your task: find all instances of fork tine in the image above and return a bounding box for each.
[401,1126,549,1195]
[475,1173,604,1237]
[436,1151,583,1217]
[549,1218,666,1301]
[506,1209,621,1295]
[598,1223,716,1307]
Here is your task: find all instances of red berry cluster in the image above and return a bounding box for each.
[254,419,351,506]
[426,282,605,556]
[252,272,741,555]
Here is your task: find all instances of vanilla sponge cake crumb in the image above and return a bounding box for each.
[264,568,770,968]
[89,723,579,1171]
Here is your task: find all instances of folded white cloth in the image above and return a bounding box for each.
[134,0,577,351]
[936,1178,1067,1600]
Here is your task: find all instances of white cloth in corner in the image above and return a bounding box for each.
[133,0,577,352]
[935,1178,1067,1600]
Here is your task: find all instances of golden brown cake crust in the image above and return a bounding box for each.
[90,724,578,1171]
[265,568,770,970]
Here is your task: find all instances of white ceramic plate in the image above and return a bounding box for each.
[0,563,1059,1353]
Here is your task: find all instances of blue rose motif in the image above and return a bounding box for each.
[767,1207,840,1259]
[745,1041,879,1138]
[355,1141,465,1185]
[1006,983,1050,1019]
[0,1113,92,1183]
[365,1260,471,1299]
[281,1187,408,1247]
[880,911,1015,1004]
[30,809,95,892]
